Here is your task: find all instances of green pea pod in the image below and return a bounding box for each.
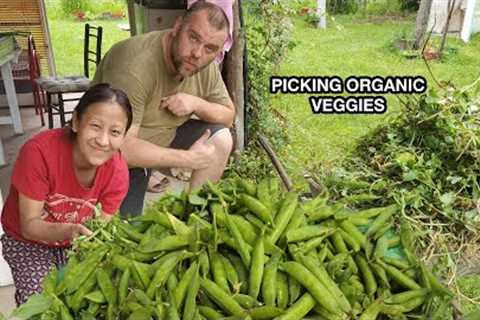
[146,254,181,299]
[210,250,230,293]
[225,252,249,294]
[330,231,348,253]
[267,192,298,244]
[420,262,453,297]
[384,256,410,269]
[301,233,331,253]
[378,260,421,290]
[370,262,390,289]
[248,232,265,300]
[237,178,257,196]
[359,298,383,320]
[116,221,144,242]
[199,250,211,278]
[240,194,273,225]
[400,217,417,265]
[183,264,200,320]
[365,206,397,237]
[262,254,279,306]
[338,229,361,252]
[132,261,153,290]
[198,305,223,319]
[276,271,289,309]
[133,289,153,306]
[233,294,261,309]
[127,306,153,320]
[137,235,189,253]
[174,261,198,309]
[64,246,108,294]
[306,204,337,222]
[118,269,131,306]
[286,225,333,243]
[111,254,133,271]
[167,289,181,320]
[210,203,227,227]
[230,215,257,245]
[338,220,367,250]
[225,212,251,267]
[299,255,351,314]
[288,275,301,305]
[200,277,245,317]
[354,254,377,297]
[70,271,97,312]
[275,293,316,320]
[248,305,283,319]
[85,290,107,304]
[387,236,401,248]
[385,288,429,304]
[373,234,389,260]
[257,178,272,211]
[219,254,239,291]
[281,261,341,315]
[96,268,117,306]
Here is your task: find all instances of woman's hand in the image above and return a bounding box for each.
[70,224,93,239]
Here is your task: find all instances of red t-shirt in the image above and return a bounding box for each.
[1,128,129,247]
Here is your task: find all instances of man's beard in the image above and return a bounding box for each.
[171,34,214,77]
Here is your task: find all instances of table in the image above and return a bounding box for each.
[0,34,24,166]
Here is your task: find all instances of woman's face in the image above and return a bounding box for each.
[72,101,128,168]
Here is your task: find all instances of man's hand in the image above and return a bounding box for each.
[160,93,200,117]
[187,129,215,170]
[70,224,93,239]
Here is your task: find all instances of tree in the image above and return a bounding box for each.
[414,0,433,49]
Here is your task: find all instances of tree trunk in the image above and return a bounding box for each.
[224,0,245,151]
[414,0,434,49]
[438,0,457,57]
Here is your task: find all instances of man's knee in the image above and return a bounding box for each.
[210,128,233,158]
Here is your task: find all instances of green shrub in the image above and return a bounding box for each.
[60,0,92,16]
[327,0,358,14]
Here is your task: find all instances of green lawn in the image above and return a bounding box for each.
[47,18,130,76]
[274,15,480,315]
[44,0,129,76]
[273,16,480,173]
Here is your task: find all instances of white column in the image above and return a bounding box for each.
[461,0,476,42]
[317,0,327,29]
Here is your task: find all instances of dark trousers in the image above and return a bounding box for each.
[119,119,225,217]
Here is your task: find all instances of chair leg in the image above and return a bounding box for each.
[59,93,66,127]
[47,92,53,129]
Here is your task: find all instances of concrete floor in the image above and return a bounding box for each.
[0,285,15,316]
[0,98,187,314]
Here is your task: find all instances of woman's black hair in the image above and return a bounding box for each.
[71,83,133,134]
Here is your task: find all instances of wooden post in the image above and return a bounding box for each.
[224,0,245,151]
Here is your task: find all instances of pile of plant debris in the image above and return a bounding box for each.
[312,78,480,279]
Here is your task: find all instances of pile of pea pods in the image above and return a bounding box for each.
[11,178,454,320]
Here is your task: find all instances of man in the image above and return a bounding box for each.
[92,1,235,216]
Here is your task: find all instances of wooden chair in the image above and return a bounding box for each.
[3,33,46,126]
[36,24,103,128]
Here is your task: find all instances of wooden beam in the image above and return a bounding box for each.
[224,0,245,151]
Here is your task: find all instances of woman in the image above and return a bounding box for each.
[1,83,133,305]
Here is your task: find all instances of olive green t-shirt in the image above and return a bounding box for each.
[92,30,231,147]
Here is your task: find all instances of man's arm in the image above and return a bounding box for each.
[121,124,215,170]
[160,93,235,127]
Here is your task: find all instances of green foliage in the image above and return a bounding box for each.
[59,0,92,16]
[241,1,295,178]
[328,0,358,15]
[366,0,403,15]
[399,0,420,12]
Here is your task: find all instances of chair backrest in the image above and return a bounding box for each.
[84,23,103,79]
[27,35,42,81]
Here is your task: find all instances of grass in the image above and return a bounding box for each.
[44,0,129,76]
[273,15,480,176]
[273,14,480,316]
